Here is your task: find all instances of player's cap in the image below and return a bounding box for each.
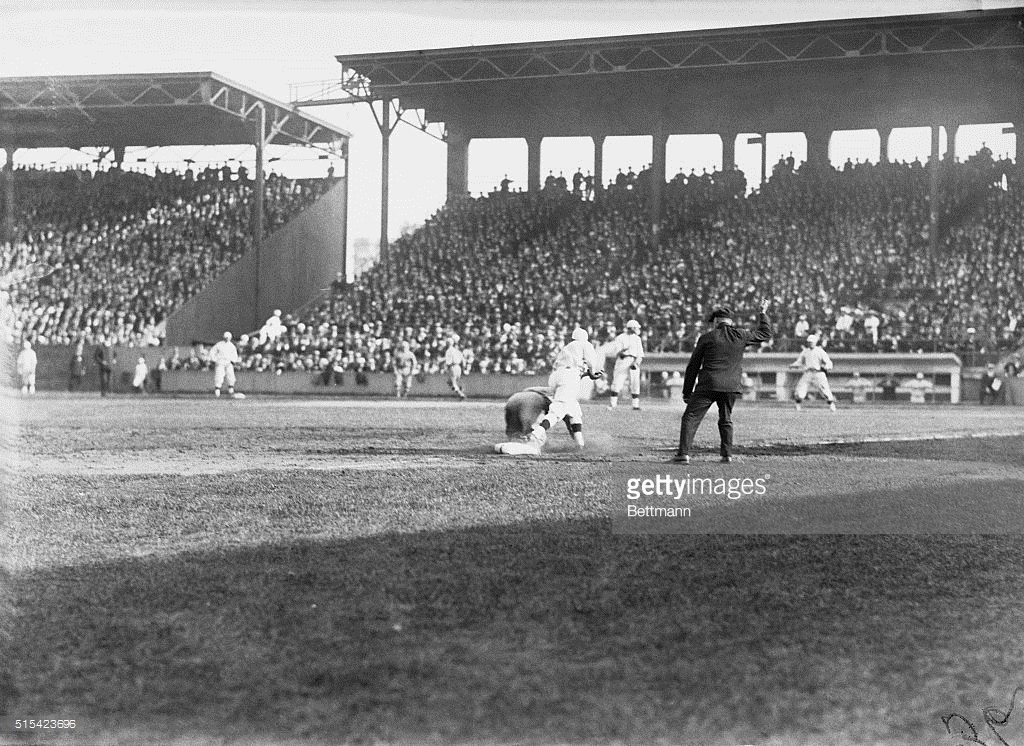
[806,334,820,346]
[571,327,589,342]
[626,319,641,332]
[22,340,31,348]
[223,331,232,340]
[706,307,733,322]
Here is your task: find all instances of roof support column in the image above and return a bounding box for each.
[252,102,267,330]
[446,127,469,202]
[1016,122,1023,164]
[879,127,891,163]
[3,147,14,248]
[805,127,831,170]
[929,124,941,256]
[592,135,605,199]
[650,128,667,247]
[380,98,391,266]
[945,124,958,160]
[721,131,737,171]
[527,136,542,193]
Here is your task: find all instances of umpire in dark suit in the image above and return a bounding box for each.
[674,300,773,463]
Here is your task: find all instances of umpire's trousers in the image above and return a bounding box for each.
[677,392,737,457]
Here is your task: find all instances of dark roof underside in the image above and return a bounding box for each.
[0,72,351,151]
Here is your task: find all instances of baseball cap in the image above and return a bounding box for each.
[572,327,589,342]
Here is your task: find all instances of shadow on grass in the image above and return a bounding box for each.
[5,522,1024,745]
[745,434,1024,465]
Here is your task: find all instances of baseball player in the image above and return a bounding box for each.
[17,340,37,396]
[606,319,644,410]
[210,331,240,398]
[528,327,603,451]
[790,334,836,411]
[443,335,467,400]
[495,386,562,455]
[393,341,417,398]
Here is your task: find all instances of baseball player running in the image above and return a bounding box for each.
[607,319,644,410]
[210,331,240,398]
[528,327,604,451]
[790,334,836,411]
[443,335,467,400]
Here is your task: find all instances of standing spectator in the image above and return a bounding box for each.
[674,300,773,464]
[210,331,240,398]
[94,337,116,397]
[863,310,881,347]
[794,314,810,341]
[132,356,148,393]
[16,340,38,396]
[68,339,86,392]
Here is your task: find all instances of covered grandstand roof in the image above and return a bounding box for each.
[308,8,1024,137]
[0,71,351,151]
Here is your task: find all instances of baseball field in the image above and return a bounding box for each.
[2,393,1024,746]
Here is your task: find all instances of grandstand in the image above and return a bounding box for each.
[4,11,1024,396]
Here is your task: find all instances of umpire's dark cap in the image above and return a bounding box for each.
[707,306,734,322]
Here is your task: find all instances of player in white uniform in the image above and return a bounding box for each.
[606,319,644,410]
[210,331,240,398]
[528,327,603,450]
[17,340,37,396]
[789,334,836,411]
[258,309,285,345]
[443,335,467,400]
[393,342,417,398]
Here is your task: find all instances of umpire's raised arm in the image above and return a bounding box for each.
[745,298,774,346]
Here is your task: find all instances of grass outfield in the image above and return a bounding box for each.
[3,394,1024,745]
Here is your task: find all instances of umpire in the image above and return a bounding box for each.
[673,299,773,463]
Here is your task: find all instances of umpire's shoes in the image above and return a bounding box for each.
[672,454,690,464]
[721,455,733,463]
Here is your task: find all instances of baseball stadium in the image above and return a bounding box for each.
[3,6,1024,746]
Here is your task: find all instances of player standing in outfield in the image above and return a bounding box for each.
[443,335,467,400]
[674,301,773,464]
[16,340,37,396]
[528,327,603,451]
[789,334,836,411]
[210,331,240,398]
[393,341,418,399]
[607,319,644,411]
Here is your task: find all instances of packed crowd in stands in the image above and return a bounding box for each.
[2,164,333,346]
[214,148,1018,377]
[5,148,1023,379]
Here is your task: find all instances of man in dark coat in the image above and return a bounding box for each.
[674,300,773,463]
[94,337,117,397]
